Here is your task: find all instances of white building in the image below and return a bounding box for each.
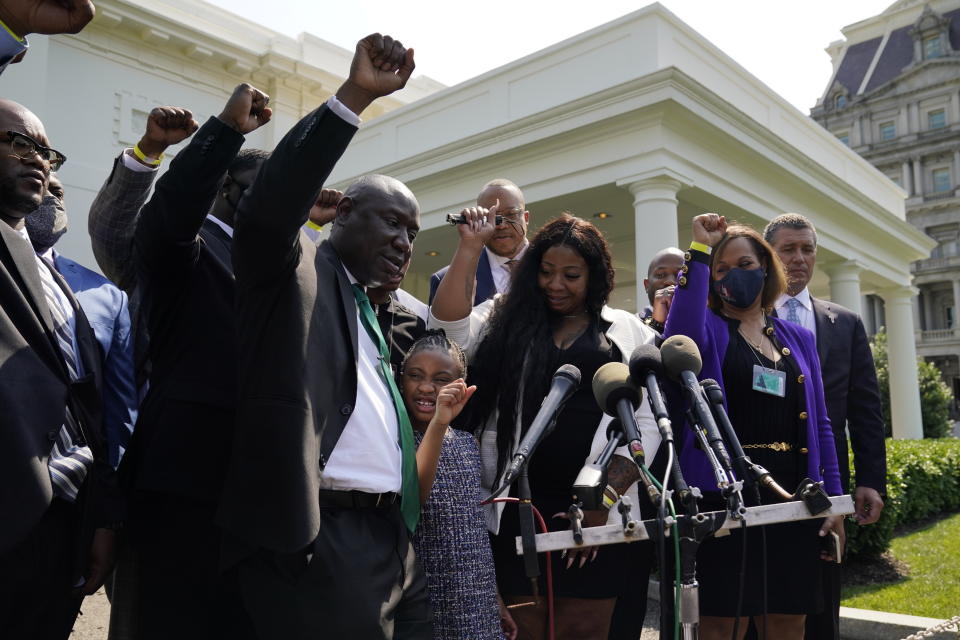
[0,0,443,267]
[2,1,933,437]
[326,3,934,438]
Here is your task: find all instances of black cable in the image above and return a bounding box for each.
[761,523,768,639]
[730,518,747,640]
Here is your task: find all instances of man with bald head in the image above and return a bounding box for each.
[220,33,432,638]
[429,178,530,304]
[0,98,121,638]
[638,246,685,334]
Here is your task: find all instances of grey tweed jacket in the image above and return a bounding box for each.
[87,152,157,294]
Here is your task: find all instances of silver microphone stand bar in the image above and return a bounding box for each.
[514,494,854,554]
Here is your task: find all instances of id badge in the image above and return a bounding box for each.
[752,364,786,397]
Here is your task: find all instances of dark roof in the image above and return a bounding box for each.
[833,37,882,95]
[862,8,960,93]
[864,23,914,92]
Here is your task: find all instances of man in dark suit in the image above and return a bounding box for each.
[0,98,120,638]
[428,178,529,305]
[765,213,886,640]
[220,33,432,638]
[26,173,137,470]
[122,84,271,640]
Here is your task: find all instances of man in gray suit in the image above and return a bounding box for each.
[220,33,433,638]
[765,213,886,640]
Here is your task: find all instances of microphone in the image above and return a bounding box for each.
[628,344,674,445]
[660,335,736,490]
[446,212,503,226]
[592,362,660,503]
[501,364,581,487]
[572,419,626,510]
[700,378,793,501]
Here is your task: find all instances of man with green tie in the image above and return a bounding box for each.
[218,33,432,639]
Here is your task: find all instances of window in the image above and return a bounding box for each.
[928,109,947,130]
[923,34,944,59]
[834,94,847,109]
[837,133,849,146]
[932,167,952,193]
[879,121,896,141]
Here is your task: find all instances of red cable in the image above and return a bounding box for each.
[484,497,556,640]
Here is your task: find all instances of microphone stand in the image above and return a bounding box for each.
[516,466,541,595]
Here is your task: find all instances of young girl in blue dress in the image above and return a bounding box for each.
[400,330,517,640]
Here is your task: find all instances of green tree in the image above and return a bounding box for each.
[870,328,954,438]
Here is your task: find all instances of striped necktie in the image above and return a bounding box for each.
[352,284,420,532]
[785,297,801,324]
[37,256,94,502]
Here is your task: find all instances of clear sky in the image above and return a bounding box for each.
[205,0,894,113]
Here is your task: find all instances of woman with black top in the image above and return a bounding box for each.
[663,213,843,640]
[430,210,660,639]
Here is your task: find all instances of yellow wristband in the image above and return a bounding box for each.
[305,221,323,231]
[602,493,616,510]
[0,17,25,44]
[133,143,163,167]
[690,241,712,255]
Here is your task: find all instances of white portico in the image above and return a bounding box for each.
[328,3,933,439]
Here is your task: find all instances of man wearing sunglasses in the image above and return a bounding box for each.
[0,98,121,638]
[429,179,530,305]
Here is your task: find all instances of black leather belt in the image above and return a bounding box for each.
[318,489,399,509]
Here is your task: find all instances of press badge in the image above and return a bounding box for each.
[752,364,786,397]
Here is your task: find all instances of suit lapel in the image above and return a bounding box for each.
[319,241,358,356]
[1,223,55,332]
[201,218,233,268]
[812,298,833,364]
[0,224,69,379]
[476,249,495,303]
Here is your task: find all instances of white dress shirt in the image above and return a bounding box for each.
[486,240,529,294]
[204,214,234,238]
[318,265,402,493]
[775,287,816,338]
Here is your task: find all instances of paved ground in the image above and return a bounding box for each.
[72,588,663,639]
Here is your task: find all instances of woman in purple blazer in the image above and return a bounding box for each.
[663,213,843,640]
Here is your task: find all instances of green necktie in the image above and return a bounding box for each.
[351,284,420,532]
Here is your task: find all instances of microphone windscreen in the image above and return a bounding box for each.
[555,363,582,386]
[629,344,663,383]
[660,335,703,380]
[700,378,719,387]
[592,362,641,415]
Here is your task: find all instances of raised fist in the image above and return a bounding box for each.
[308,188,343,227]
[218,83,272,135]
[137,107,198,158]
[691,213,727,248]
[336,33,415,115]
[0,0,95,37]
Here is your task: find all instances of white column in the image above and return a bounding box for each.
[953,150,960,191]
[618,175,683,312]
[902,161,913,195]
[922,287,933,330]
[913,157,924,197]
[826,260,863,315]
[911,295,922,336]
[952,279,960,329]
[881,286,924,439]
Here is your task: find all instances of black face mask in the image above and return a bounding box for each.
[25,195,68,253]
[712,267,765,309]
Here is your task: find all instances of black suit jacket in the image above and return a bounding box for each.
[124,117,245,502]
[428,249,496,305]
[218,104,358,556]
[0,222,118,559]
[810,297,886,494]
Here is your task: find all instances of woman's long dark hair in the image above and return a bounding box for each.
[462,214,615,475]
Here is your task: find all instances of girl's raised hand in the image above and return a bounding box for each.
[433,379,477,427]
